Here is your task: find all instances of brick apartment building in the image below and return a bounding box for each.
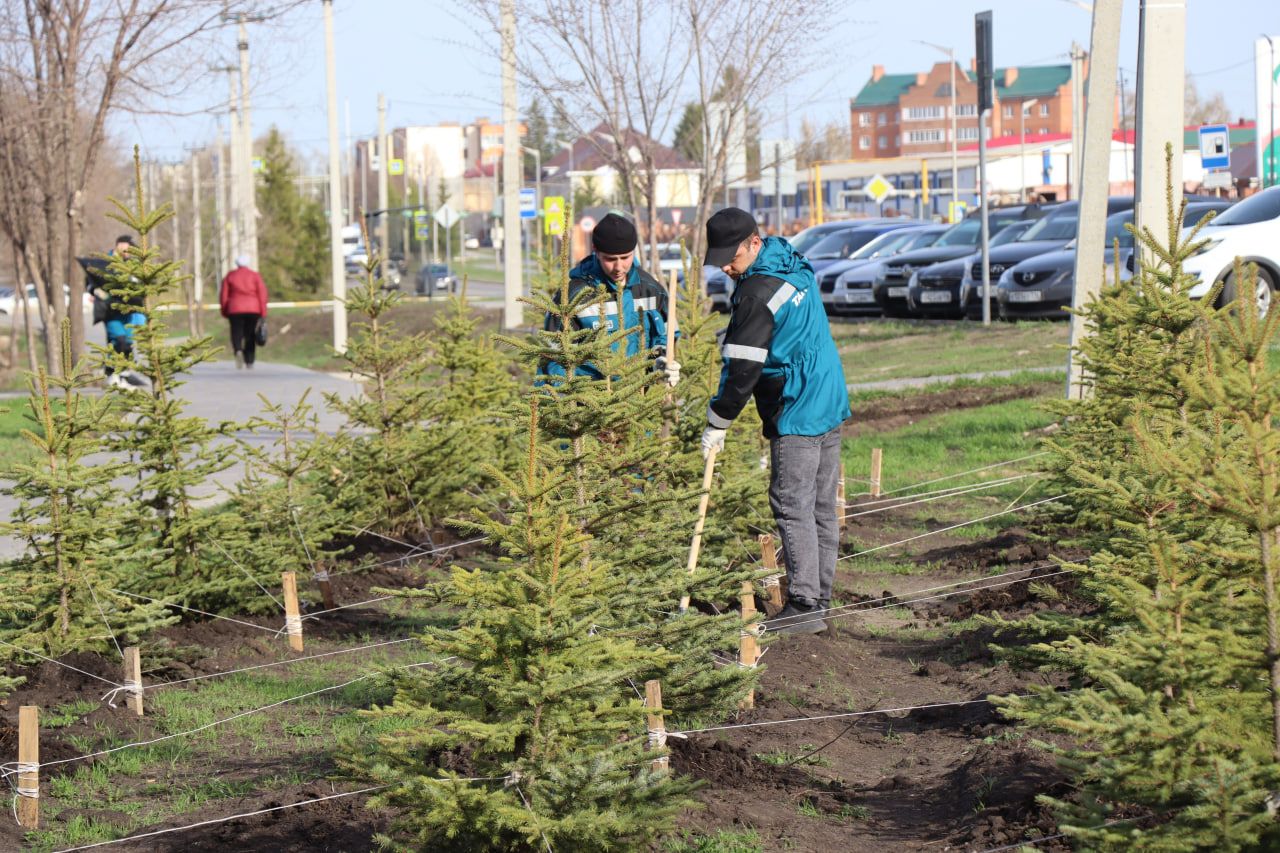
[849,59,1088,160]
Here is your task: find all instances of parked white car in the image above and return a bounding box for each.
[655,243,689,284]
[0,283,37,316]
[1181,186,1280,315]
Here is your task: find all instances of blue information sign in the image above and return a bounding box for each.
[519,188,537,219]
[1198,124,1231,170]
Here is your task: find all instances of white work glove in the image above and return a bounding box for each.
[658,358,681,387]
[701,426,726,459]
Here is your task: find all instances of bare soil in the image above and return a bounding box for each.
[0,392,1086,852]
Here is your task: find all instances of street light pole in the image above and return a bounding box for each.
[1265,34,1276,187]
[1019,99,1038,202]
[500,0,522,329]
[916,41,959,220]
[322,0,346,353]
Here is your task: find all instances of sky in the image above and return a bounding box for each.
[121,0,1273,165]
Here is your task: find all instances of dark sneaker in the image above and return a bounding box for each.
[763,600,828,636]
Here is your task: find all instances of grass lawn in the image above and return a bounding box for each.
[842,392,1056,491]
[170,300,504,372]
[833,319,1069,384]
[0,396,40,468]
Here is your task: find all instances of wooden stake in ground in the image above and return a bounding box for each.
[870,448,883,498]
[17,705,38,828]
[836,475,846,534]
[660,268,679,440]
[679,446,719,611]
[739,581,760,710]
[644,680,669,772]
[759,533,784,614]
[314,561,336,610]
[282,571,304,652]
[123,646,143,716]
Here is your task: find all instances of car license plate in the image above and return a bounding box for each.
[920,291,951,304]
[846,291,875,303]
[886,286,908,298]
[1008,290,1042,303]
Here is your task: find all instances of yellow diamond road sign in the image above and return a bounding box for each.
[864,174,895,204]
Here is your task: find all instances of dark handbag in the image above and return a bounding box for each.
[254,316,268,346]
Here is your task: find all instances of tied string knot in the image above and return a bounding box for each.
[761,574,781,589]
[647,728,667,750]
[102,679,143,709]
[2,760,39,825]
[314,569,330,582]
[285,614,303,637]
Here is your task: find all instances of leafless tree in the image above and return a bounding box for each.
[465,0,836,273]
[0,1,310,374]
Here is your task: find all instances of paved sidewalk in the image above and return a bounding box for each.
[0,360,363,560]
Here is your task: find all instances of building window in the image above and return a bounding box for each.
[858,113,872,127]
[1039,103,1050,117]
[906,129,945,144]
[956,104,977,117]
[878,112,887,125]
[904,105,945,121]
[957,126,980,142]
[859,134,871,149]
[1002,104,1013,118]
[878,135,889,148]
[1038,127,1050,135]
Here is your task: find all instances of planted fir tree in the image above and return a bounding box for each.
[994,160,1279,848]
[500,242,762,719]
[323,254,434,537]
[96,153,237,609]
[222,391,348,613]
[0,323,174,673]
[349,402,696,852]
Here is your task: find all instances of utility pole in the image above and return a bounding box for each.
[1133,0,1185,263]
[975,11,994,326]
[377,93,389,279]
[344,99,354,223]
[417,175,426,267]
[1069,43,1085,201]
[323,0,346,353]
[223,69,241,260]
[774,142,782,231]
[237,16,259,268]
[500,0,522,329]
[214,123,228,277]
[1066,0,1123,399]
[191,153,203,331]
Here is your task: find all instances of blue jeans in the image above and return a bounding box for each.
[768,427,842,606]
[104,312,145,350]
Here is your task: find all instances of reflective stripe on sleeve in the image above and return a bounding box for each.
[722,343,768,362]
[766,283,797,314]
[632,296,657,310]
[706,405,733,428]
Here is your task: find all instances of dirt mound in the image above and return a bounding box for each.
[844,382,1057,438]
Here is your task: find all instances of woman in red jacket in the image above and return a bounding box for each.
[219,256,268,369]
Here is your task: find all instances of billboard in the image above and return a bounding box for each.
[1258,36,1280,187]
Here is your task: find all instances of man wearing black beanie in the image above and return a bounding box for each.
[538,212,679,385]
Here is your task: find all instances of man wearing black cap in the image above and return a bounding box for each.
[538,212,678,384]
[702,208,851,635]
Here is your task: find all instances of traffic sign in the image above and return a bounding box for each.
[863,174,895,205]
[1199,124,1231,170]
[389,158,404,176]
[948,201,969,223]
[520,188,537,219]
[416,225,431,239]
[434,204,460,229]
[414,209,429,224]
[543,195,566,236]
[1202,171,1233,190]
[671,209,683,225]
[579,215,596,233]
[251,157,264,173]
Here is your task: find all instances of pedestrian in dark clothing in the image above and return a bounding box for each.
[220,255,268,369]
[702,208,851,636]
[537,213,679,385]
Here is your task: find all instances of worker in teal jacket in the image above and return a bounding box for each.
[701,207,851,636]
[538,213,679,385]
